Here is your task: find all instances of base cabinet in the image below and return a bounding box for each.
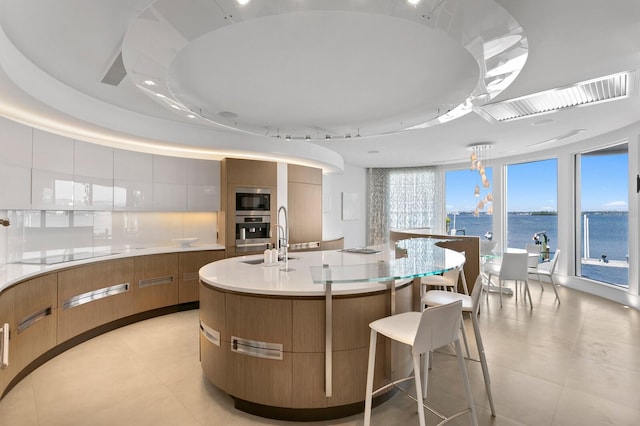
[179,251,224,303]
[10,275,57,378]
[0,287,15,395]
[133,254,179,312]
[57,259,135,343]
[199,283,413,415]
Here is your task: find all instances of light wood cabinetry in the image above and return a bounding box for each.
[10,275,57,379]
[220,158,277,257]
[288,164,322,249]
[2,249,216,399]
[199,282,413,415]
[178,250,224,303]
[57,259,135,343]
[133,253,179,312]
[0,287,15,395]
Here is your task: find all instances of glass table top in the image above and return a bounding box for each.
[310,238,465,284]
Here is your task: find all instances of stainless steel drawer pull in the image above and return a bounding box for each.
[199,321,220,346]
[18,306,52,333]
[231,336,283,360]
[1,323,9,369]
[63,282,130,310]
[139,275,174,288]
[183,272,199,281]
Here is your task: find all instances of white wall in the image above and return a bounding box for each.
[323,163,367,248]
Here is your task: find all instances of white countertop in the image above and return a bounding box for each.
[0,244,225,293]
[199,240,464,297]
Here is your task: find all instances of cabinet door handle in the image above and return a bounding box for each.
[0,322,9,369]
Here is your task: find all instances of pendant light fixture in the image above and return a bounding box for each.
[468,142,494,216]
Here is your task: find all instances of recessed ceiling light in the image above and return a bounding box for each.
[407,0,421,5]
[236,0,250,5]
[531,118,555,126]
[170,105,180,110]
[186,114,196,119]
[285,135,291,141]
[155,93,166,98]
[305,135,311,141]
[143,80,156,86]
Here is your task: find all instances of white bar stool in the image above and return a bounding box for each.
[422,276,496,417]
[363,300,478,426]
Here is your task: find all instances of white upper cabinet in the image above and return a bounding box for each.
[32,130,74,173]
[31,130,74,209]
[187,159,220,211]
[73,141,114,210]
[0,117,32,208]
[152,156,187,211]
[113,150,153,211]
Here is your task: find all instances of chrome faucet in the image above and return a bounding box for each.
[277,206,288,261]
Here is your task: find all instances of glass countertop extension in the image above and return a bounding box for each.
[310,238,464,284]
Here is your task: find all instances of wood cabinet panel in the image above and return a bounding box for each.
[226,293,292,351]
[57,259,135,343]
[227,350,292,407]
[199,284,226,341]
[178,250,224,303]
[288,164,322,184]
[200,333,228,392]
[288,181,322,245]
[133,254,179,313]
[0,287,15,395]
[11,275,57,376]
[321,238,344,251]
[224,158,277,186]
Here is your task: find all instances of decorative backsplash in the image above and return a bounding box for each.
[0,210,217,264]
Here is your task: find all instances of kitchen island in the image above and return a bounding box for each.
[198,238,464,421]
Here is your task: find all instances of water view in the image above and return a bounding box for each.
[448,211,629,287]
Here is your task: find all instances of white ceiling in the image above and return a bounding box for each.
[0,0,639,172]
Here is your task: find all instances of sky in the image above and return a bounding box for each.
[446,154,629,213]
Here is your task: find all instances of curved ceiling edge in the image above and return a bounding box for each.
[123,0,528,140]
[0,24,344,173]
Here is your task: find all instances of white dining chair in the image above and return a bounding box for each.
[422,276,496,417]
[499,252,532,308]
[528,249,561,303]
[525,244,543,290]
[364,301,478,426]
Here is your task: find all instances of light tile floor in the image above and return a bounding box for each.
[1,280,639,425]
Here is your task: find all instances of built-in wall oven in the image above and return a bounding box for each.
[235,188,271,253]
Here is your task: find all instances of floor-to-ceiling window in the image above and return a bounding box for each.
[445,168,493,239]
[578,144,629,287]
[505,159,558,256]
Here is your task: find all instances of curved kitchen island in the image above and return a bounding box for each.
[198,238,464,421]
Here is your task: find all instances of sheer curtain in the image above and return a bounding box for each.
[367,166,442,245]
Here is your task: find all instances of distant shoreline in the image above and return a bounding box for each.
[447,211,628,216]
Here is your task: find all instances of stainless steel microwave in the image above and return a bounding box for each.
[235,187,271,214]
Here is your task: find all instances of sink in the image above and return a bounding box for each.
[240,257,297,265]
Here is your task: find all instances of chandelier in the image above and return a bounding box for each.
[469,143,493,216]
